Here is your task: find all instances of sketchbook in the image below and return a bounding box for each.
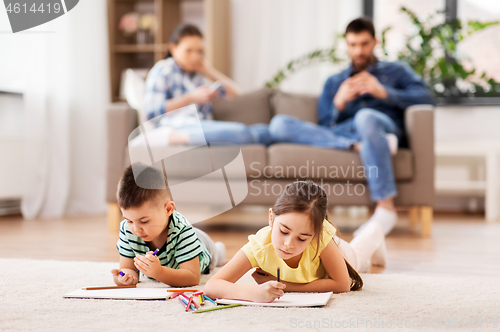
[215,292,333,307]
[64,287,170,300]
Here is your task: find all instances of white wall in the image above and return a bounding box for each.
[231,0,362,94]
[0,0,110,218]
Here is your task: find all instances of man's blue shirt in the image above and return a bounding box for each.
[318,59,435,140]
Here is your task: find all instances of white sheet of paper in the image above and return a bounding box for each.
[215,292,333,307]
[64,287,170,300]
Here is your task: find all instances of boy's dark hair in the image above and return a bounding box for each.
[117,164,172,210]
[273,180,363,291]
[166,23,203,58]
[345,17,375,38]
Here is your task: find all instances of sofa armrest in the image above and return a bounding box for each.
[404,104,435,206]
[106,103,138,203]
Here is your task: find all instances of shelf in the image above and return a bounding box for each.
[436,181,487,196]
[108,0,231,102]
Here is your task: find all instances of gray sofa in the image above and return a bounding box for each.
[106,88,435,236]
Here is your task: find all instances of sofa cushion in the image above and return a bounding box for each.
[124,144,267,180]
[271,90,318,124]
[265,144,413,181]
[212,88,273,125]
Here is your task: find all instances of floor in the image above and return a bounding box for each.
[1,209,499,278]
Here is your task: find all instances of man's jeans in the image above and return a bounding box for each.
[178,120,274,146]
[269,108,402,201]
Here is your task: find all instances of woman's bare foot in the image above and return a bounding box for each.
[168,131,190,145]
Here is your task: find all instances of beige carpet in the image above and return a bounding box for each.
[0,258,498,332]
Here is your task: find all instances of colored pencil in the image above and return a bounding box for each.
[170,292,183,299]
[190,296,200,309]
[194,304,242,313]
[203,295,216,304]
[178,294,196,311]
[177,297,186,308]
[82,285,136,290]
[167,289,199,292]
[186,296,194,311]
[277,267,280,282]
[198,294,204,305]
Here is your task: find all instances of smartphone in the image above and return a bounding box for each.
[209,81,224,93]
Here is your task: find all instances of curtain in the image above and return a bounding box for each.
[231,0,362,94]
[0,0,110,218]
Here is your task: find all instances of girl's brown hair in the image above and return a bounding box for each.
[272,180,363,291]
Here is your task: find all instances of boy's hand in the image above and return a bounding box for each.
[253,281,285,303]
[134,251,162,279]
[111,269,138,286]
[252,268,275,285]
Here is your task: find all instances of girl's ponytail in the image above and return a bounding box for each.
[345,259,363,291]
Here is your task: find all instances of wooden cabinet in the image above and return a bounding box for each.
[107,0,231,102]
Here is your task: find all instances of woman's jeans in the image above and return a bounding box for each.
[268,108,402,201]
[177,120,274,146]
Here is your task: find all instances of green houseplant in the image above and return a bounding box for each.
[266,6,500,102]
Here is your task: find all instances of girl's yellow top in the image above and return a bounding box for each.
[241,219,336,283]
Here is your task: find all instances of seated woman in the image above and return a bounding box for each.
[143,23,272,146]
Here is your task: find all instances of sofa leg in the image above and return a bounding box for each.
[409,206,419,230]
[420,206,433,237]
[108,203,122,232]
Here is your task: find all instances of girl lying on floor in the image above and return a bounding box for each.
[204,180,387,302]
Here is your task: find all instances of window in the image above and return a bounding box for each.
[457,0,500,82]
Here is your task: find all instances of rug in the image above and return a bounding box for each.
[0,258,498,332]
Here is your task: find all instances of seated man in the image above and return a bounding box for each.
[269,17,435,235]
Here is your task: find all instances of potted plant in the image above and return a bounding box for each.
[266,6,500,104]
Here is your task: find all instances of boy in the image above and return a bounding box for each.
[111,164,225,286]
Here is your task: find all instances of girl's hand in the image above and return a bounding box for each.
[134,251,162,279]
[252,268,275,285]
[253,281,285,303]
[189,86,218,104]
[111,269,138,286]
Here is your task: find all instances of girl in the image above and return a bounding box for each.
[204,180,387,303]
[143,23,272,146]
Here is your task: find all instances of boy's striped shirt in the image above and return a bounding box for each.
[117,210,211,278]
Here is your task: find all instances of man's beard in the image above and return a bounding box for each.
[351,55,376,74]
